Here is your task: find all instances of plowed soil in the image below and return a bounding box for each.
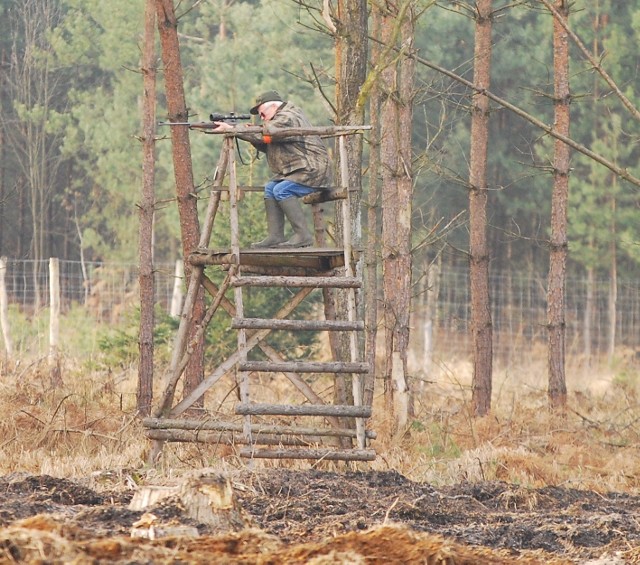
[1,469,639,564]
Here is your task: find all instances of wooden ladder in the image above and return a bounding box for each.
[229,133,373,462]
[145,129,374,463]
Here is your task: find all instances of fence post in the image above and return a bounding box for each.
[0,257,13,358]
[170,259,184,318]
[423,259,440,387]
[49,257,62,385]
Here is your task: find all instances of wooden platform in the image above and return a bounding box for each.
[189,247,351,271]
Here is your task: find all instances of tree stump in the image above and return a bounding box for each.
[129,471,249,538]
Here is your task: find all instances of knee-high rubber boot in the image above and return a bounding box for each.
[251,199,287,248]
[278,197,314,248]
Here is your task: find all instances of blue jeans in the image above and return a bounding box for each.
[264,180,315,201]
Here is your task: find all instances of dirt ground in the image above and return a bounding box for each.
[1,469,639,564]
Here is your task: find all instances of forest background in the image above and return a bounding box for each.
[1,0,640,420]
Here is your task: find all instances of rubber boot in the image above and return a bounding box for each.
[278,197,314,248]
[251,199,287,248]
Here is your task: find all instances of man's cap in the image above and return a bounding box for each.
[250,90,283,115]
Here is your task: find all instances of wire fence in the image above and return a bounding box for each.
[0,258,180,321]
[0,258,638,363]
[423,266,640,362]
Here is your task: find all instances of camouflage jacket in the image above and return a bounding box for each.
[238,101,333,189]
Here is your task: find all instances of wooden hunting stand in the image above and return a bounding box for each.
[144,126,375,463]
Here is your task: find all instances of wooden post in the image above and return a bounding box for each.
[339,136,366,449]
[169,258,184,317]
[0,257,13,358]
[49,257,62,385]
[227,139,253,448]
[422,259,440,391]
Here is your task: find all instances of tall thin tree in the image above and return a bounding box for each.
[138,0,158,416]
[469,0,494,417]
[332,0,368,430]
[378,0,416,432]
[155,0,206,403]
[362,9,382,410]
[547,0,571,409]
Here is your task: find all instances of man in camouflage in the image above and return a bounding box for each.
[215,90,333,248]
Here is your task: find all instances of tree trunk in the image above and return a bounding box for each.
[363,7,382,409]
[607,195,617,364]
[547,0,571,410]
[138,0,157,417]
[378,0,416,433]
[469,0,494,417]
[129,472,249,534]
[333,0,368,431]
[155,0,205,405]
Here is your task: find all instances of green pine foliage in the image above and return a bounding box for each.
[2,0,640,333]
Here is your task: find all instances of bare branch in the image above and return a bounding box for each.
[538,0,640,124]
[393,44,640,189]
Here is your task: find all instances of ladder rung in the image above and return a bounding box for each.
[232,275,361,288]
[240,447,376,461]
[238,361,369,374]
[235,403,372,418]
[302,188,347,205]
[146,429,315,446]
[232,317,364,331]
[143,417,377,440]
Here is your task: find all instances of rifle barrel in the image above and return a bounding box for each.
[157,121,215,127]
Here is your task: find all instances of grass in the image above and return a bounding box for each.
[1,348,639,496]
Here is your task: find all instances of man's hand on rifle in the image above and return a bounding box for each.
[212,121,234,132]
[210,112,251,132]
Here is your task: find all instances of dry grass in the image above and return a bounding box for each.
[0,352,639,496]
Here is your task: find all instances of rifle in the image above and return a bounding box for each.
[158,112,251,131]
